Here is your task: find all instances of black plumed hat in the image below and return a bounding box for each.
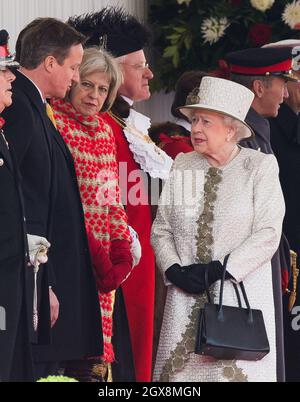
[68,7,151,57]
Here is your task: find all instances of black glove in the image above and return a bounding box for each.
[166,260,229,294]
[165,264,194,293]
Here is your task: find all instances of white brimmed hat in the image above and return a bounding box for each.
[179,76,255,139]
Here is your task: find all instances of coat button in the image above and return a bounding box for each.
[0,158,4,167]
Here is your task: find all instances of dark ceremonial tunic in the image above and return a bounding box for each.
[269,103,300,382]
[0,119,34,382]
[240,107,286,382]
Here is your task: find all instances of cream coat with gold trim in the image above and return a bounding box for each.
[151,148,285,382]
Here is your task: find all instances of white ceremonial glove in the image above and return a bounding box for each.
[27,234,51,266]
[128,225,142,268]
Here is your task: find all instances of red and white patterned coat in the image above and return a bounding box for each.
[52,98,131,363]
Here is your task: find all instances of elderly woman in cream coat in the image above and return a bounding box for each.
[151,77,285,382]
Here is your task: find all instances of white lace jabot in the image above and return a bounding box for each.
[124,109,173,180]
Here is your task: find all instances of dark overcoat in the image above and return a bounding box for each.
[269,103,300,382]
[240,107,286,382]
[2,71,102,363]
[0,126,34,381]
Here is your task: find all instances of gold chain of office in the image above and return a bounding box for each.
[108,111,155,145]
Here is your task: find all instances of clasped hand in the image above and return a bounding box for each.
[165,260,226,294]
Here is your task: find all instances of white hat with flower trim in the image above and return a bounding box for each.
[179,76,255,139]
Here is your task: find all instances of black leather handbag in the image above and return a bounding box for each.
[195,255,270,361]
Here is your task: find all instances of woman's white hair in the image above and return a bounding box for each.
[222,116,250,142]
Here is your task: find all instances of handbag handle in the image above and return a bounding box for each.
[205,254,254,324]
[204,255,230,303]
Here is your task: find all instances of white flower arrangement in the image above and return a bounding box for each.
[150,0,297,91]
[201,17,230,45]
[282,0,300,29]
[177,0,192,5]
[250,0,275,12]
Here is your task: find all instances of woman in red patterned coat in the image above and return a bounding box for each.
[51,48,139,381]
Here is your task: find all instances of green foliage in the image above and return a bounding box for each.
[149,0,298,92]
[37,375,78,382]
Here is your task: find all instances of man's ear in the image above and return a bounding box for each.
[252,79,266,99]
[44,56,56,73]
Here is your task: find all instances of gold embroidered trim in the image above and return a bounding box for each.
[221,360,248,382]
[158,167,249,382]
[158,294,205,382]
[196,167,222,263]
[159,167,222,382]
[108,111,154,144]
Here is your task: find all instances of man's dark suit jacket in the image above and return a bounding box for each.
[240,107,286,382]
[269,103,300,382]
[2,70,102,363]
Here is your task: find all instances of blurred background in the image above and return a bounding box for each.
[1,0,299,123]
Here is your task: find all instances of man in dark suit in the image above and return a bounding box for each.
[2,18,103,380]
[264,39,300,382]
[225,47,297,382]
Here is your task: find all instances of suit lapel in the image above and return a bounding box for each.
[14,71,54,157]
[51,127,74,166]
[14,71,75,170]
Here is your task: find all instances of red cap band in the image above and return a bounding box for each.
[230,59,292,75]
